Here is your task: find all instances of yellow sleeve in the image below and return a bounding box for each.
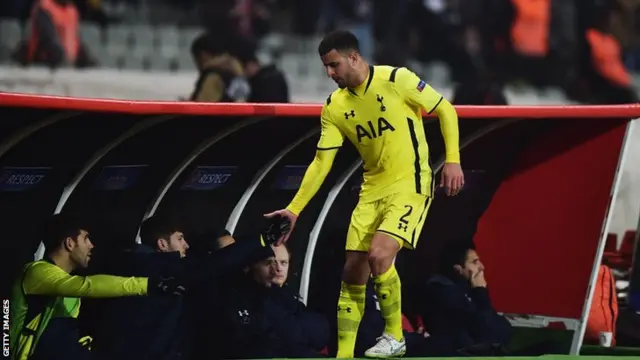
[23,261,148,298]
[286,107,341,215]
[394,68,461,163]
[316,105,344,150]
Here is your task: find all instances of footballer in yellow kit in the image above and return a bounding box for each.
[265,30,464,358]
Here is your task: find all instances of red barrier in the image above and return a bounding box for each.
[2,92,640,118]
[0,93,638,355]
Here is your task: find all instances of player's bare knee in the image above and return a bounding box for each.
[368,234,400,275]
[368,247,394,275]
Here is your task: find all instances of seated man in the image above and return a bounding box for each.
[216,244,329,359]
[93,216,192,360]
[259,244,328,354]
[418,243,512,356]
[9,214,181,360]
[95,216,285,360]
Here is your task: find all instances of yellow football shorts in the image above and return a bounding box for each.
[346,191,432,252]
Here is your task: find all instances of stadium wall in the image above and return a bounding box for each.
[0,93,638,355]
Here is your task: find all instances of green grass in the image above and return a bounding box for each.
[270,357,640,360]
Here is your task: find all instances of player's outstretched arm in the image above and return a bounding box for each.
[23,261,185,297]
[23,261,148,297]
[264,147,339,244]
[287,147,339,214]
[264,108,343,244]
[394,68,464,195]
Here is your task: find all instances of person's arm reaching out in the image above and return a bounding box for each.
[393,67,464,195]
[285,149,338,215]
[23,261,148,298]
[287,109,342,215]
[265,106,343,243]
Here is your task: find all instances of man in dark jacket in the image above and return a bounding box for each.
[418,243,511,356]
[229,37,290,103]
[215,244,328,359]
[94,215,289,360]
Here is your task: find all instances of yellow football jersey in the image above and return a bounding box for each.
[317,65,444,202]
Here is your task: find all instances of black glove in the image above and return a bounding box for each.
[260,215,291,246]
[148,276,186,296]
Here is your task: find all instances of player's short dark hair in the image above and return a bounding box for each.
[440,242,475,275]
[228,36,258,65]
[191,32,229,60]
[41,214,89,254]
[318,30,360,56]
[195,229,233,253]
[140,216,183,249]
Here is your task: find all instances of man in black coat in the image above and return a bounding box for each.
[93,215,289,360]
[229,37,290,103]
[417,243,512,356]
[214,244,328,359]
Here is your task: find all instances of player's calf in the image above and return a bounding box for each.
[366,233,404,345]
[336,251,370,358]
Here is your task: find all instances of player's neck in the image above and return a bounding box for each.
[350,62,371,90]
[50,251,75,273]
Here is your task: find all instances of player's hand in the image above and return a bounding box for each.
[440,162,464,196]
[260,215,292,246]
[263,209,297,245]
[470,270,487,288]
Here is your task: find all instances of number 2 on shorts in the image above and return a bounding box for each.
[397,205,413,232]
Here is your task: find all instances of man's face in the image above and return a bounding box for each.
[456,249,484,280]
[68,230,93,269]
[251,256,276,287]
[270,245,290,286]
[158,231,189,258]
[321,49,358,89]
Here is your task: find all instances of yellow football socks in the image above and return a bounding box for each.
[374,265,404,341]
[336,281,366,358]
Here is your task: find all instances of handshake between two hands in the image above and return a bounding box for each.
[147,215,293,296]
